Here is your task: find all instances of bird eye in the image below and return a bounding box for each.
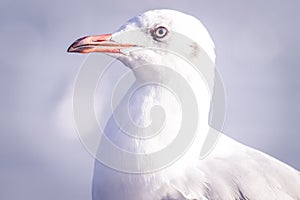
[153,26,168,39]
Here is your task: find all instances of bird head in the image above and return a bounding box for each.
[68,9,215,77]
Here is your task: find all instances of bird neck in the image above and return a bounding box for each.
[105,66,212,157]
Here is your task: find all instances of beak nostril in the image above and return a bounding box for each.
[93,39,105,43]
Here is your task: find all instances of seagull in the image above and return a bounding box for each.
[68,9,300,200]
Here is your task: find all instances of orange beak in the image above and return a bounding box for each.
[67,34,135,54]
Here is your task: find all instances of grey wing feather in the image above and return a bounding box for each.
[167,135,300,200]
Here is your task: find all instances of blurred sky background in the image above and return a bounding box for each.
[0,0,299,199]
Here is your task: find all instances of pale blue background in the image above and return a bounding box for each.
[0,0,299,199]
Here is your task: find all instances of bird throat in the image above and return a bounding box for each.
[105,71,211,156]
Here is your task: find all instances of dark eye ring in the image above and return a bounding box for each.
[153,26,168,39]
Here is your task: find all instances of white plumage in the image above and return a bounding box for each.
[68,9,300,200]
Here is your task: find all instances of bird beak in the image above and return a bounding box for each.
[67,34,135,54]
